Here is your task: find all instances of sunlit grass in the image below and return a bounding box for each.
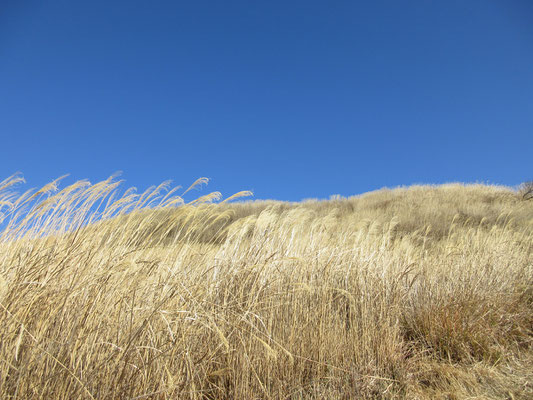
[0,175,531,399]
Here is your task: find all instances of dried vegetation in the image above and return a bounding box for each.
[0,174,532,399]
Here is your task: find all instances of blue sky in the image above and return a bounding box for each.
[1,1,532,201]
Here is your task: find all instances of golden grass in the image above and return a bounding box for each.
[0,174,531,399]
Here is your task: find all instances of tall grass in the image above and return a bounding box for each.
[0,175,531,399]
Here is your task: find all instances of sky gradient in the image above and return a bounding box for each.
[1,1,532,201]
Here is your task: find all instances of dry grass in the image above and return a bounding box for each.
[0,174,532,399]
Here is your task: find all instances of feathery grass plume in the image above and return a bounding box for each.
[0,176,531,399]
[0,173,25,192]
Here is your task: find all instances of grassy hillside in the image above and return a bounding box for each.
[0,175,532,399]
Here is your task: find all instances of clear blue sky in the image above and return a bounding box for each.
[1,1,532,201]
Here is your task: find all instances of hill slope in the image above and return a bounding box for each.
[0,177,532,399]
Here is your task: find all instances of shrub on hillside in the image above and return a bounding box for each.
[519,181,533,201]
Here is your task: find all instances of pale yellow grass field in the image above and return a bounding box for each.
[0,175,531,399]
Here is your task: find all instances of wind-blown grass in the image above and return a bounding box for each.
[0,175,531,399]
